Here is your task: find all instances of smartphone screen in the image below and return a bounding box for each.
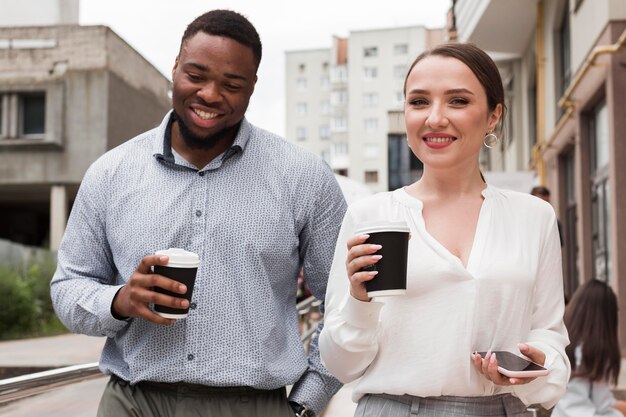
[475,351,545,372]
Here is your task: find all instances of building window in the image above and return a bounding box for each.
[320,100,330,115]
[364,46,378,57]
[363,93,378,108]
[364,170,379,183]
[297,102,307,116]
[393,65,406,79]
[296,127,307,141]
[319,125,330,139]
[331,91,348,106]
[298,63,306,73]
[527,73,537,163]
[322,62,329,70]
[364,118,378,132]
[363,67,378,80]
[331,117,348,132]
[331,65,348,83]
[394,91,405,107]
[320,76,330,90]
[388,133,423,190]
[562,147,579,296]
[0,94,3,138]
[589,99,611,282]
[556,4,571,102]
[394,44,408,55]
[363,143,379,159]
[296,77,307,91]
[0,91,46,139]
[334,142,348,155]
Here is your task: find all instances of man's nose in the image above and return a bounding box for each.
[197,82,221,102]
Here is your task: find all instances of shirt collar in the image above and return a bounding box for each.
[152,111,253,167]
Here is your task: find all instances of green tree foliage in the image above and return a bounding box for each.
[0,261,66,340]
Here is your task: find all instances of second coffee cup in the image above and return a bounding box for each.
[356,221,410,297]
[153,248,200,319]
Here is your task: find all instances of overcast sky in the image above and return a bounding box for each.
[80,0,451,136]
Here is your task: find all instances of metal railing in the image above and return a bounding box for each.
[0,296,324,404]
[0,362,102,404]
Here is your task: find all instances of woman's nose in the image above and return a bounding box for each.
[425,104,449,128]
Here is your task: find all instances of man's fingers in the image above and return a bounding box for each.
[136,254,170,274]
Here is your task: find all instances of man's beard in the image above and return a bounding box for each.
[172,110,239,150]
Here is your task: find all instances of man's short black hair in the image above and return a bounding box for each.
[181,9,262,69]
[530,186,551,197]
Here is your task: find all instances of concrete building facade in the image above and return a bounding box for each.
[0,24,171,249]
[286,26,444,192]
[456,0,626,349]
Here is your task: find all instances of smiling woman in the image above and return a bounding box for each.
[319,43,570,417]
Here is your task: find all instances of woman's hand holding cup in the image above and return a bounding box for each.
[345,234,382,302]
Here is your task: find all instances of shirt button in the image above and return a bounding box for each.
[187,354,194,361]
[190,302,197,310]
[195,210,202,217]
[198,171,205,176]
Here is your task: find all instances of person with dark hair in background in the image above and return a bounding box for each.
[320,43,570,416]
[531,186,564,247]
[552,279,626,417]
[51,9,345,417]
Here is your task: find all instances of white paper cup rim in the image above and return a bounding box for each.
[154,248,200,268]
[355,221,410,235]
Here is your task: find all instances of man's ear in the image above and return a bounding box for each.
[172,56,180,79]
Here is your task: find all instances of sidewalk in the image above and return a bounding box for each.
[0,334,104,368]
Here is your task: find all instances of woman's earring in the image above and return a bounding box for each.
[483,132,499,148]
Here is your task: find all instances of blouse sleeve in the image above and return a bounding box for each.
[512,214,571,408]
[318,208,385,383]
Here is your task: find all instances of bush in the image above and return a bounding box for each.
[0,266,37,339]
[0,260,66,340]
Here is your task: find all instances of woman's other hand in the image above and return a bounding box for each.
[345,234,382,302]
[471,344,546,386]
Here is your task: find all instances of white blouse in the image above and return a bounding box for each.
[319,186,570,409]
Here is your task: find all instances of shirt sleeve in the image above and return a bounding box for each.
[318,207,385,384]
[288,163,347,415]
[512,213,571,408]
[50,163,130,338]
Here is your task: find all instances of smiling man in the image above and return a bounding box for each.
[51,10,346,417]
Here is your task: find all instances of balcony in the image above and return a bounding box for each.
[455,0,536,57]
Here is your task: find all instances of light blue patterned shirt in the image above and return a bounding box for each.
[50,112,347,414]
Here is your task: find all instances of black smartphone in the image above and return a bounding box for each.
[475,351,549,378]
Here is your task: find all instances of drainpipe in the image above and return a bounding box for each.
[533,0,546,184]
[542,27,626,152]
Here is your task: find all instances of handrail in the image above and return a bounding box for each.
[0,362,102,403]
[0,296,324,404]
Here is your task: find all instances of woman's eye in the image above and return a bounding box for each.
[450,98,469,106]
[409,98,428,106]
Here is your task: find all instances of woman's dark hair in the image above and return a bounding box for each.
[565,279,621,384]
[403,43,507,137]
[180,10,262,69]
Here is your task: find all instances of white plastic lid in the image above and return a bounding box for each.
[355,220,410,235]
[154,248,200,268]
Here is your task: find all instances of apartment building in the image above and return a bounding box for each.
[286,26,444,192]
[456,0,626,331]
[0,1,171,249]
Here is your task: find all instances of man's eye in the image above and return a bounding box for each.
[187,73,202,81]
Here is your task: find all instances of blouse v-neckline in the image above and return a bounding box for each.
[393,186,493,274]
